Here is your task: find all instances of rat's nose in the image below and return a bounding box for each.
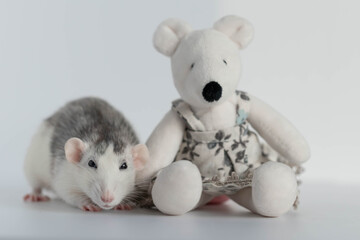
[101,190,114,203]
[202,81,222,102]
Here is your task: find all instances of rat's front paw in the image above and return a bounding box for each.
[23,193,50,202]
[114,204,133,210]
[81,204,102,212]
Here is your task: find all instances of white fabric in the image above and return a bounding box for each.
[147,15,310,217]
[213,15,254,49]
[248,95,311,165]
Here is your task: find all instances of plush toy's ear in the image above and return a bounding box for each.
[213,15,254,49]
[64,138,86,163]
[132,144,150,171]
[153,18,192,57]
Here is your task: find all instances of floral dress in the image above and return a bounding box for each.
[171,91,270,195]
[141,91,302,208]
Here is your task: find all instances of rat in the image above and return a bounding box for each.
[23,97,149,212]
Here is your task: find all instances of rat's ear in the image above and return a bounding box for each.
[64,138,85,163]
[213,15,254,49]
[132,144,149,171]
[153,18,192,57]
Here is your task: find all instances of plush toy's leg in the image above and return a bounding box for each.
[228,187,256,212]
[151,160,203,215]
[230,161,297,217]
[196,192,214,207]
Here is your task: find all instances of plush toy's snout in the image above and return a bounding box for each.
[202,81,222,102]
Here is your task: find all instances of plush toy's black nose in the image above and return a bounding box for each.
[202,81,222,102]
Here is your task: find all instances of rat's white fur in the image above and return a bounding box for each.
[24,122,147,210]
[53,143,136,210]
[24,122,53,193]
[139,15,310,217]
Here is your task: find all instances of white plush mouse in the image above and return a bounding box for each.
[139,15,310,217]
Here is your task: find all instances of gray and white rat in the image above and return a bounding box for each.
[23,97,149,212]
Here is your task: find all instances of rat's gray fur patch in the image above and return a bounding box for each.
[47,97,139,172]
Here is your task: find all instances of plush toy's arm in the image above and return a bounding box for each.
[247,95,310,165]
[137,110,185,181]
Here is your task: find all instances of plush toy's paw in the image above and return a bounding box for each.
[23,193,50,202]
[81,204,102,212]
[252,161,297,217]
[152,160,202,215]
[114,204,133,211]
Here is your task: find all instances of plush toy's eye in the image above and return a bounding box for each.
[88,160,97,169]
[223,59,227,65]
[190,63,195,70]
[120,162,128,170]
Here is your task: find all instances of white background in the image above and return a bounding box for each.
[0,1,359,239]
[0,0,359,187]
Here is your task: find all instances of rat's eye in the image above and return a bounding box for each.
[120,162,127,170]
[88,160,97,169]
[223,59,227,65]
[190,63,195,70]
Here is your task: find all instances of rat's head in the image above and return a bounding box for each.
[64,138,149,210]
[153,15,254,108]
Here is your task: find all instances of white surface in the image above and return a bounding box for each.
[0,182,359,240]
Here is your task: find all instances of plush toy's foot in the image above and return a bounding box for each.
[206,195,229,205]
[230,161,297,217]
[23,193,50,202]
[114,204,133,210]
[152,160,202,215]
[81,204,102,212]
[252,161,297,217]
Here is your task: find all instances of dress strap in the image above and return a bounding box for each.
[172,99,206,131]
[235,90,251,125]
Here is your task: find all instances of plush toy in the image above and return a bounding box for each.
[139,15,310,217]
